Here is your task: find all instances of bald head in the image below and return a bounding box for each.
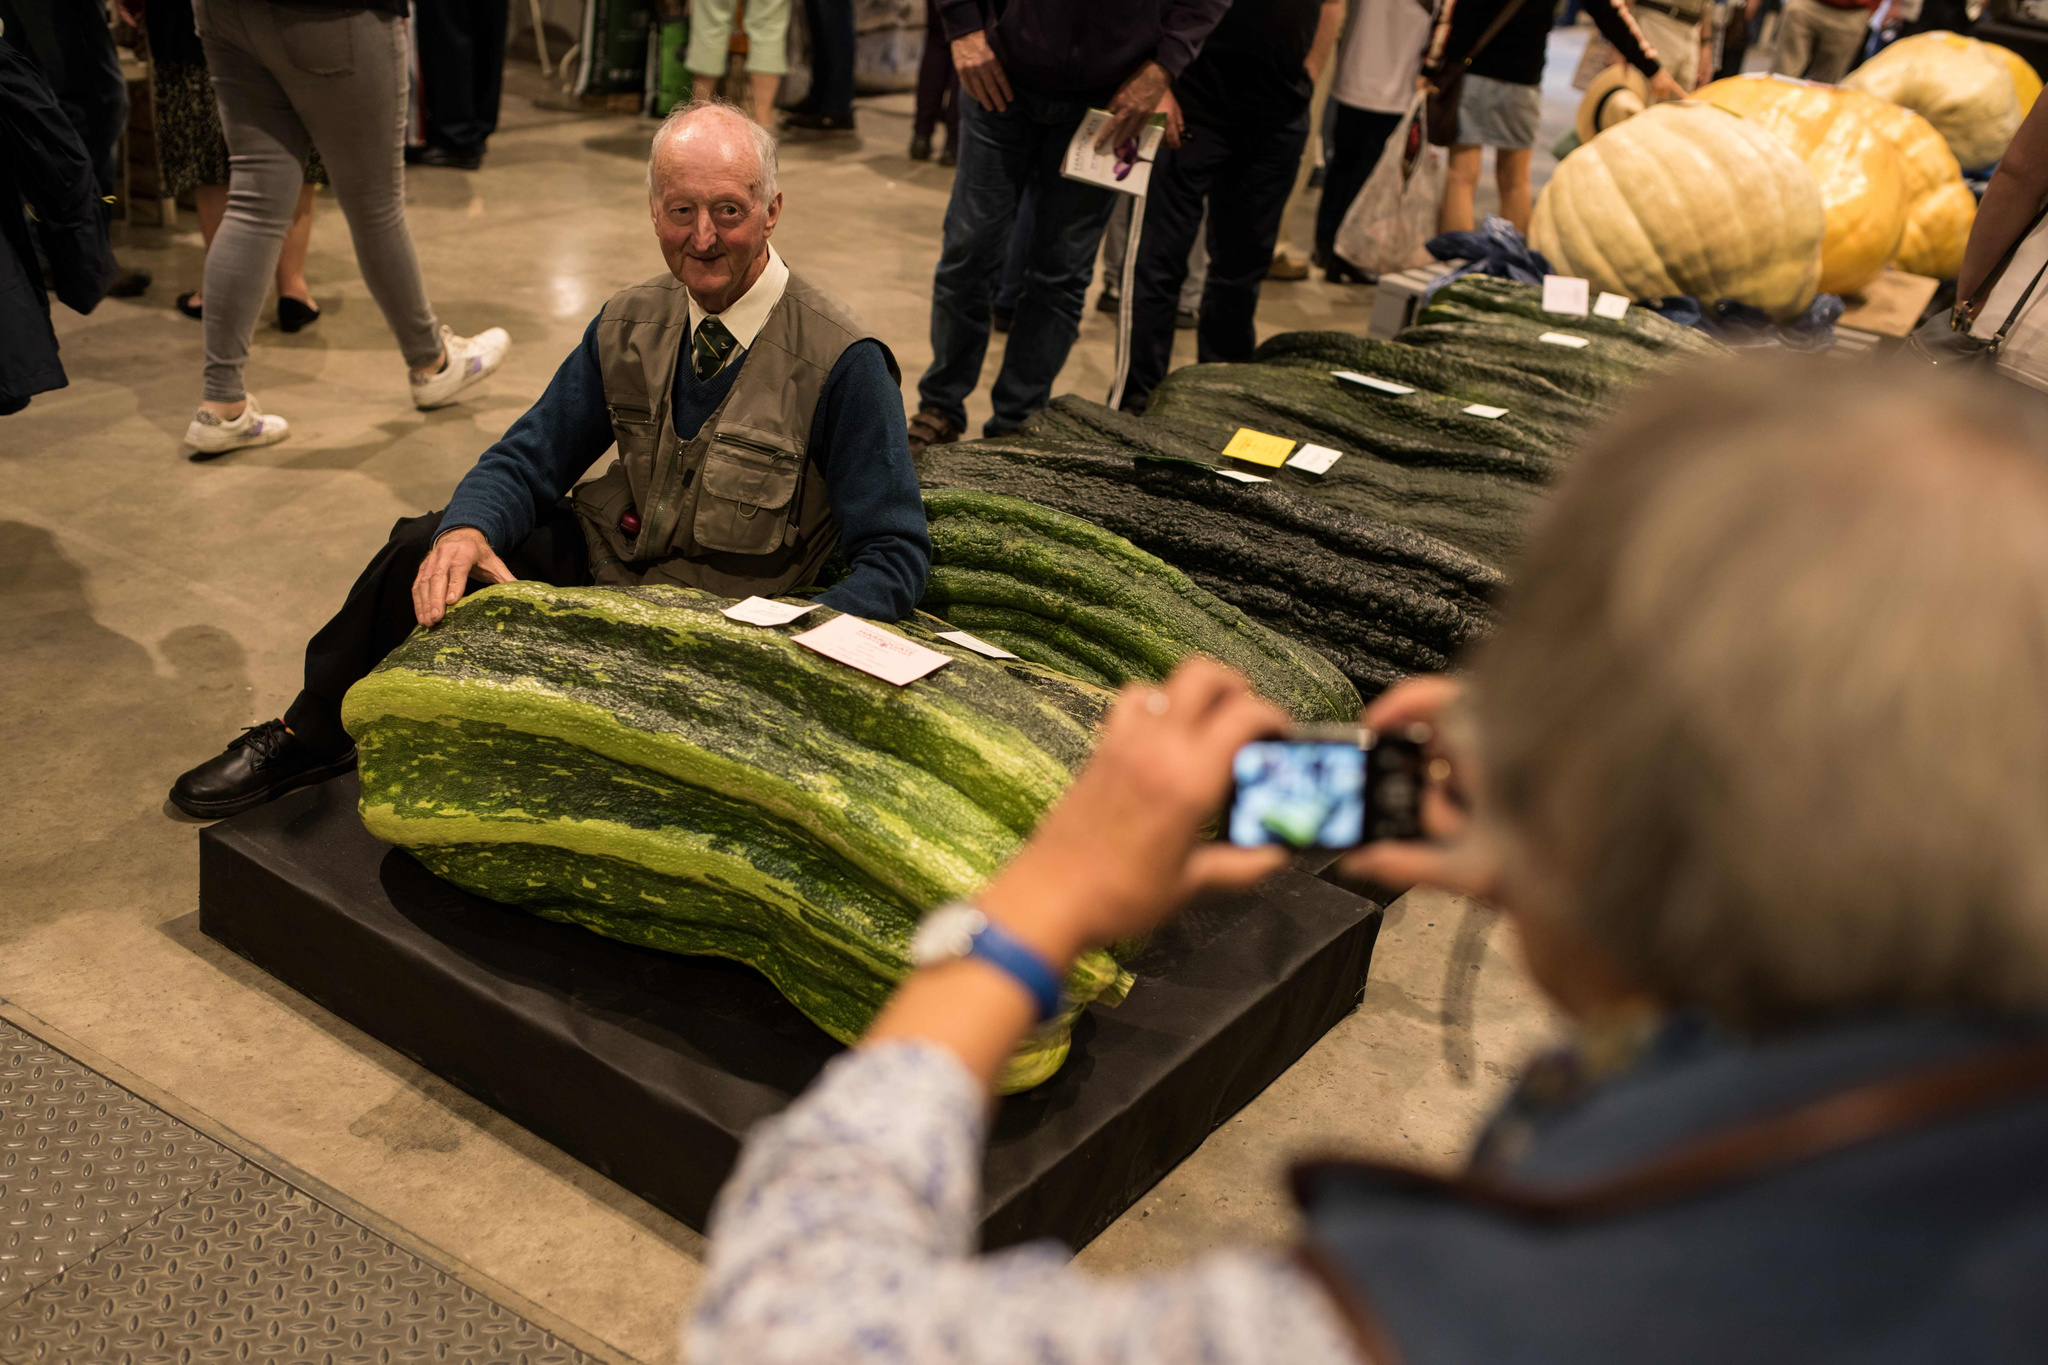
[646,100,778,206]
[644,100,783,313]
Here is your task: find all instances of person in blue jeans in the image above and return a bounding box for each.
[907,0,1230,451]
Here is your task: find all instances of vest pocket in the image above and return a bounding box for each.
[694,438,801,555]
[610,404,658,465]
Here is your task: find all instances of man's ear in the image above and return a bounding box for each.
[762,191,783,235]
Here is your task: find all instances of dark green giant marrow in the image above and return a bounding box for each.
[920,488,1362,722]
[341,581,1130,1092]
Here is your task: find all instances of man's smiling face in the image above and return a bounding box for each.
[648,110,782,312]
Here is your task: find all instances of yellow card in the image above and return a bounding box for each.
[1222,427,1295,468]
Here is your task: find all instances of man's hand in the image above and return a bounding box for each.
[952,30,1013,113]
[1647,68,1685,102]
[1157,89,1185,149]
[411,526,515,628]
[1096,60,1171,151]
[978,658,1290,966]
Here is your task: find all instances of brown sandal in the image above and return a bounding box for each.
[906,407,963,456]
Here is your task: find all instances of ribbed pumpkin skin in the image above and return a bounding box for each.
[1530,102,1823,321]
[1697,75,1907,296]
[340,581,1131,1092]
[1842,32,2021,170]
[1834,88,1975,279]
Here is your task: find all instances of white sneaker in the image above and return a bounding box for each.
[185,395,290,455]
[410,324,510,410]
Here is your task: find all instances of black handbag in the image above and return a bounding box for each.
[1425,0,1535,148]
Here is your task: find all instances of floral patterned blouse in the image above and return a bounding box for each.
[687,1041,1363,1365]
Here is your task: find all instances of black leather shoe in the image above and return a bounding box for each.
[413,144,483,170]
[169,719,356,819]
[782,109,856,132]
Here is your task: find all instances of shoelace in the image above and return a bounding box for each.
[228,720,296,768]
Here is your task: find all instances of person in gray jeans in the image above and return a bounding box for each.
[184,0,508,455]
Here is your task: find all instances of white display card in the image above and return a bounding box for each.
[1286,443,1344,475]
[1461,404,1509,419]
[722,596,822,626]
[1541,275,1591,316]
[1215,469,1272,483]
[1332,370,1415,395]
[1539,331,1592,348]
[793,614,952,686]
[936,630,1018,660]
[1593,291,1631,320]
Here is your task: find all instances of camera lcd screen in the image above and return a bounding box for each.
[1227,741,1366,849]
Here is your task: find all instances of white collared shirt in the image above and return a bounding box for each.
[686,244,789,375]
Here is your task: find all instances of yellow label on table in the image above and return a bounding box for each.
[1222,427,1295,467]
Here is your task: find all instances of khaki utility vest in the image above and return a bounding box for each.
[570,267,899,596]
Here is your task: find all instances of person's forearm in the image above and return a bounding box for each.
[1586,0,1663,76]
[1959,101,2048,308]
[442,314,613,550]
[1306,0,1345,79]
[934,0,984,42]
[811,341,932,621]
[1156,0,1234,79]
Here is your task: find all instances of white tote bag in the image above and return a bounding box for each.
[1968,205,2048,393]
[1334,92,1447,278]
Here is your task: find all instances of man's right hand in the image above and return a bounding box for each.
[412,526,515,628]
[952,30,1013,113]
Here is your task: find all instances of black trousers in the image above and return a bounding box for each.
[1315,103,1403,263]
[1123,112,1307,413]
[285,506,593,754]
[413,0,507,159]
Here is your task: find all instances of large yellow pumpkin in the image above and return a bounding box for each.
[1697,75,1907,296]
[1842,31,2021,169]
[1531,102,1824,321]
[1836,88,1977,279]
[1977,37,2043,117]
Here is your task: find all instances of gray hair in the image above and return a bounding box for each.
[1472,359,2048,1028]
[645,99,779,206]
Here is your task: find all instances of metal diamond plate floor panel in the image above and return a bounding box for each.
[0,1020,595,1365]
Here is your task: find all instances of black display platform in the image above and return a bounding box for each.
[198,774,1382,1250]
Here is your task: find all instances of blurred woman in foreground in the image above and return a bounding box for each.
[688,360,2048,1364]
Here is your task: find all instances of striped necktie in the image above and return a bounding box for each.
[693,315,738,381]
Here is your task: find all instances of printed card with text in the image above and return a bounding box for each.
[936,630,1018,660]
[794,614,953,686]
[1541,275,1590,316]
[722,597,822,626]
[1061,110,1168,196]
[1222,427,1296,467]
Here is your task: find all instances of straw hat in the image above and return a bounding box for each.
[1577,64,1653,145]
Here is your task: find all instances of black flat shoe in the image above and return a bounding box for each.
[107,267,152,298]
[909,133,932,160]
[414,144,483,170]
[278,296,321,332]
[169,719,356,820]
[177,292,203,319]
[782,109,856,132]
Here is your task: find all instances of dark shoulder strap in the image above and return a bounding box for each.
[1450,0,1536,73]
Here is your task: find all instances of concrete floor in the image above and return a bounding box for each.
[2,65,1563,1364]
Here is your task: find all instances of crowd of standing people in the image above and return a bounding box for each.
[0,0,1951,438]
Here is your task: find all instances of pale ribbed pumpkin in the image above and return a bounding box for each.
[1697,75,1907,296]
[1530,102,1823,321]
[1835,88,1976,280]
[1841,32,2021,170]
[1978,37,2042,117]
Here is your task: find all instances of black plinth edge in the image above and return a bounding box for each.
[198,773,1382,1250]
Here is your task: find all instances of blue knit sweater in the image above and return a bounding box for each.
[440,311,931,620]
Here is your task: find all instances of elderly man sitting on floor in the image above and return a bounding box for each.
[170,100,929,820]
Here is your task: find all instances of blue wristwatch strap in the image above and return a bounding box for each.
[970,919,1063,1023]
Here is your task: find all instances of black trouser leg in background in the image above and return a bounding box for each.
[1315,103,1403,263]
[284,506,593,754]
[1123,133,1221,413]
[414,0,507,159]
[1195,113,1306,365]
[1124,114,1305,412]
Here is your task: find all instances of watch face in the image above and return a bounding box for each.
[910,905,987,967]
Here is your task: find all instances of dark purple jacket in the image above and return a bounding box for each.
[934,0,1231,97]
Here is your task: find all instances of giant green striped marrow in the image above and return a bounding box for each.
[341,581,1131,1092]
